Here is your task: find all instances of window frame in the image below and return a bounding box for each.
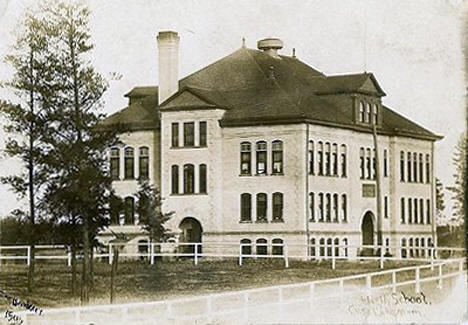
[256,141,268,175]
[183,122,195,147]
[272,140,283,175]
[110,147,120,180]
[240,142,252,175]
[199,121,207,147]
[183,164,195,194]
[124,147,135,180]
[138,146,149,180]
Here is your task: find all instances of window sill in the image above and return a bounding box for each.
[170,145,207,149]
[239,220,252,224]
[239,173,252,177]
[271,219,284,223]
[255,173,268,176]
[255,220,268,223]
[271,173,284,176]
[170,193,209,197]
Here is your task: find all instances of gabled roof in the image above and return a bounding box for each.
[103,46,441,140]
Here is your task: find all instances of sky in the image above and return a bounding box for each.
[0,0,466,219]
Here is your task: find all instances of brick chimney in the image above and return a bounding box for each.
[157,31,179,104]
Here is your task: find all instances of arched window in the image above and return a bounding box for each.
[360,148,365,179]
[407,152,412,182]
[272,238,284,256]
[401,238,407,258]
[426,199,431,224]
[333,193,338,222]
[359,101,365,122]
[415,238,420,257]
[240,239,252,255]
[372,104,378,124]
[318,193,324,222]
[124,196,135,225]
[124,147,134,179]
[325,142,331,176]
[421,237,426,257]
[334,238,339,257]
[110,147,120,180]
[309,141,314,175]
[409,238,414,257]
[340,145,347,177]
[310,238,316,258]
[326,238,332,257]
[272,140,283,174]
[317,141,324,175]
[400,151,405,181]
[428,237,433,257]
[341,194,347,222]
[343,238,348,257]
[413,153,417,182]
[256,193,267,222]
[325,193,331,222]
[240,193,252,222]
[418,153,423,183]
[425,154,430,183]
[309,192,315,222]
[199,164,207,193]
[319,238,325,257]
[366,148,371,179]
[332,143,338,176]
[183,164,195,194]
[366,102,371,123]
[240,142,251,175]
[171,165,179,194]
[256,141,267,175]
[272,192,283,222]
[400,198,405,224]
[139,147,149,180]
[256,238,267,256]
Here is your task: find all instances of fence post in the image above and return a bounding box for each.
[331,242,336,270]
[239,244,243,266]
[415,267,420,293]
[26,246,31,266]
[150,243,155,265]
[284,244,289,268]
[437,264,443,289]
[392,271,397,293]
[380,246,384,269]
[67,249,72,267]
[430,248,434,271]
[194,243,198,266]
[365,275,372,295]
[109,243,113,265]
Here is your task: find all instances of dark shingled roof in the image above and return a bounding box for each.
[102,46,441,140]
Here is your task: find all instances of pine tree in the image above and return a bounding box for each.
[135,181,173,244]
[37,0,119,304]
[435,178,445,221]
[447,132,466,227]
[0,6,57,293]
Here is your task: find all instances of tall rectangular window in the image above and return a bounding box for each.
[413,153,417,182]
[372,149,376,179]
[240,142,251,175]
[318,193,324,222]
[332,144,338,176]
[256,141,267,175]
[183,164,194,194]
[341,194,347,222]
[240,193,251,222]
[183,122,195,147]
[401,198,405,224]
[272,192,283,221]
[425,154,430,183]
[413,198,418,224]
[340,145,347,177]
[360,148,365,179]
[309,192,315,221]
[272,140,283,174]
[426,199,431,224]
[418,153,423,183]
[333,194,338,222]
[407,152,412,182]
[139,147,149,179]
[383,150,388,177]
[325,143,331,176]
[199,121,207,147]
[326,193,331,222]
[419,199,424,224]
[171,123,179,147]
[171,165,179,194]
[309,141,314,175]
[124,147,134,179]
[384,196,388,218]
[256,193,267,222]
[400,151,405,182]
[408,198,412,224]
[110,148,120,180]
[318,142,323,176]
[199,164,207,193]
[366,148,371,179]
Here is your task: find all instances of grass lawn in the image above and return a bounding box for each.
[0,258,424,309]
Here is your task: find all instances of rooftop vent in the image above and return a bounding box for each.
[257,38,283,56]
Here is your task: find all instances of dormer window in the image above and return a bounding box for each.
[365,103,371,123]
[372,104,378,124]
[359,102,365,122]
[356,99,380,125]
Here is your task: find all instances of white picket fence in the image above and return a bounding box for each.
[18,257,466,325]
[0,242,465,270]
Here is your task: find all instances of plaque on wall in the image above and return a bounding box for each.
[362,184,376,197]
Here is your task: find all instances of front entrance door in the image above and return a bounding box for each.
[179,217,203,254]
